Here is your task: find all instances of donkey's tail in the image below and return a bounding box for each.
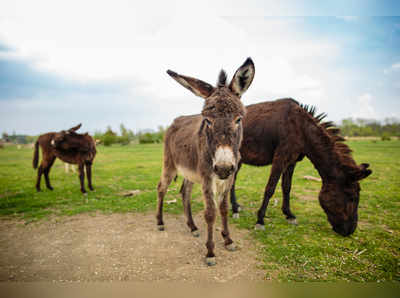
[33,141,39,169]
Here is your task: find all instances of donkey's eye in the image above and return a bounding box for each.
[204,119,212,127]
[235,118,242,125]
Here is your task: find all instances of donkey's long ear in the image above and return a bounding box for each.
[68,123,82,133]
[229,57,255,98]
[167,70,215,99]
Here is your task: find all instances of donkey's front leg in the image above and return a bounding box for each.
[220,192,235,251]
[230,161,242,218]
[256,162,283,230]
[203,184,216,266]
[281,163,297,224]
[78,163,86,194]
[256,150,294,230]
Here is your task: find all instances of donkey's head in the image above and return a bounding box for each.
[319,163,372,236]
[51,124,82,148]
[167,58,255,179]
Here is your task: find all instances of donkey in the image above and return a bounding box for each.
[33,124,96,194]
[156,58,255,266]
[228,98,372,236]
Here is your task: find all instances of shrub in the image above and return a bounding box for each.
[139,133,155,144]
[118,135,130,145]
[102,134,117,146]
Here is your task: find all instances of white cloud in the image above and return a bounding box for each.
[392,63,400,69]
[351,93,376,119]
[3,1,379,133]
[0,13,334,102]
[384,62,400,74]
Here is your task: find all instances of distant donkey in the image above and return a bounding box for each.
[33,124,96,194]
[229,98,372,236]
[156,58,255,266]
[64,163,77,173]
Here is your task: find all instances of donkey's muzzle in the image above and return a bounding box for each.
[213,164,235,180]
[333,221,357,237]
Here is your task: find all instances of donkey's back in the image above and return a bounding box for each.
[240,98,302,166]
[163,114,203,182]
[165,114,202,148]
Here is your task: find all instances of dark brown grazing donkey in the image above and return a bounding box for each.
[33,124,96,194]
[157,58,255,266]
[228,98,372,236]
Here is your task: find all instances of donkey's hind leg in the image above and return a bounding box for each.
[78,163,87,194]
[180,179,199,236]
[43,156,56,190]
[85,161,94,191]
[36,154,54,192]
[156,166,176,231]
[36,166,43,192]
[281,163,297,225]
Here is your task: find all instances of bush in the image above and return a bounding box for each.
[139,133,156,144]
[102,134,117,146]
[94,124,163,145]
[117,135,130,145]
[381,134,391,141]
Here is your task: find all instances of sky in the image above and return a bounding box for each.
[0,1,400,135]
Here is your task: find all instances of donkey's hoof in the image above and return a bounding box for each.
[83,192,88,196]
[237,206,242,212]
[225,243,236,251]
[206,257,216,266]
[47,187,53,191]
[287,218,298,225]
[232,213,240,219]
[157,225,165,231]
[254,224,265,231]
[191,230,200,237]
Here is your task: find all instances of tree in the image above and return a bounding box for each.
[1,133,9,142]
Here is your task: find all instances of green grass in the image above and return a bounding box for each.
[0,141,399,281]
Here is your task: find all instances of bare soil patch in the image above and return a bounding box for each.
[0,213,265,282]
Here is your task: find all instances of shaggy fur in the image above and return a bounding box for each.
[33,124,96,193]
[229,98,372,236]
[157,58,255,265]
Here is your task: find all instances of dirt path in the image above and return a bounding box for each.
[0,213,265,282]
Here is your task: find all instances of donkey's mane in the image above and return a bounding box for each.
[298,102,359,173]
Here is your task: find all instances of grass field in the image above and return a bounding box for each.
[0,140,399,281]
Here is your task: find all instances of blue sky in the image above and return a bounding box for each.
[0,1,399,135]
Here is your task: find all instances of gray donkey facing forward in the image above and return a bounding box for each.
[156,58,255,266]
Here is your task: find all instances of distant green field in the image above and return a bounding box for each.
[0,140,399,281]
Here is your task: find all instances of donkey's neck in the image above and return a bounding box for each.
[303,121,341,181]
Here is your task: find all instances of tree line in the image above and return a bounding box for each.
[340,117,400,139]
[2,117,400,145]
[93,124,166,146]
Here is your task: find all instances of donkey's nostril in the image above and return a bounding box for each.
[214,164,235,180]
